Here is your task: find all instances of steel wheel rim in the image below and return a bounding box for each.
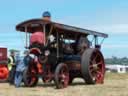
[26,69,37,86]
[89,50,105,83]
[58,66,69,88]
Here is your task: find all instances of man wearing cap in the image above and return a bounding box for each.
[23,50,32,67]
[8,51,16,85]
[42,11,51,21]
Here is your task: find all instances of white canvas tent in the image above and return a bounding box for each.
[106,64,128,73]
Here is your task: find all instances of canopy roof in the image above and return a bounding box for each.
[16,19,108,38]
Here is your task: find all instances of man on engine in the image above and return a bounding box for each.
[42,11,51,21]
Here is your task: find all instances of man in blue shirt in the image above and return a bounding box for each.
[14,50,32,87]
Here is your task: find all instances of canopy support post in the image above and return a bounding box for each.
[43,24,46,45]
[56,31,59,58]
[100,38,105,45]
[94,35,98,47]
[25,26,28,48]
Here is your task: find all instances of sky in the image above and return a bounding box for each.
[0,0,128,58]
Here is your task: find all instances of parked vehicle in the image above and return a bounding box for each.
[16,17,108,88]
[0,48,9,81]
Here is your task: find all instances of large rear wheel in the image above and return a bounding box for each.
[54,63,69,89]
[81,48,105,84]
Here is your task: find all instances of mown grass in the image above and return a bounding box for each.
[0,73,128,96]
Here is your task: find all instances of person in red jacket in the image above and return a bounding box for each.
[30,11,51,46]
[30,31,45,45]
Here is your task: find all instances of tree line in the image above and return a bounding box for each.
[105,56,128,65]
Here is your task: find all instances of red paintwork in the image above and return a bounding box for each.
[0,65,9,80]
[32,57,43,74]
[0,48,8,80]
[30,32,45,45]
[29,48,41,56]
[0,48,7,61]
[89,50,105,84]
[37,62,43,74]
[31,59,53,83]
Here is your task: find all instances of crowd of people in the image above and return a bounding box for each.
[8,50,32,87]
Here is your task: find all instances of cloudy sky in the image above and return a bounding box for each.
[0,0,128,58]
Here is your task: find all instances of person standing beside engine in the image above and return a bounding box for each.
[14,50,32,87]
[8,51,16,85]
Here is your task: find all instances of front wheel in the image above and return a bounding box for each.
[23,67,38,87]
[54,63,69,89]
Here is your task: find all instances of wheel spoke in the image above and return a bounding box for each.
[91,70,101,82]
[89,64,93,68]
[95,71,103,82]
[29,77,35,85]
[90,68,96,73]
[90,53,100,65]
[60,70,68,86]
[97,61,103,66]
[63,74,69,86]
[60,68,64,74]
[93,53,99,62]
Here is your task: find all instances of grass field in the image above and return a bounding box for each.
[0,73,128,96]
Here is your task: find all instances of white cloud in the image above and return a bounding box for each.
[58,19,128,34]
[82,24,128,34]
[57,16,128,34]
[103,44,128,49]
[80,24,128,35]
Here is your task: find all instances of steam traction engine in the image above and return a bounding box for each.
[16,17,108,89]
